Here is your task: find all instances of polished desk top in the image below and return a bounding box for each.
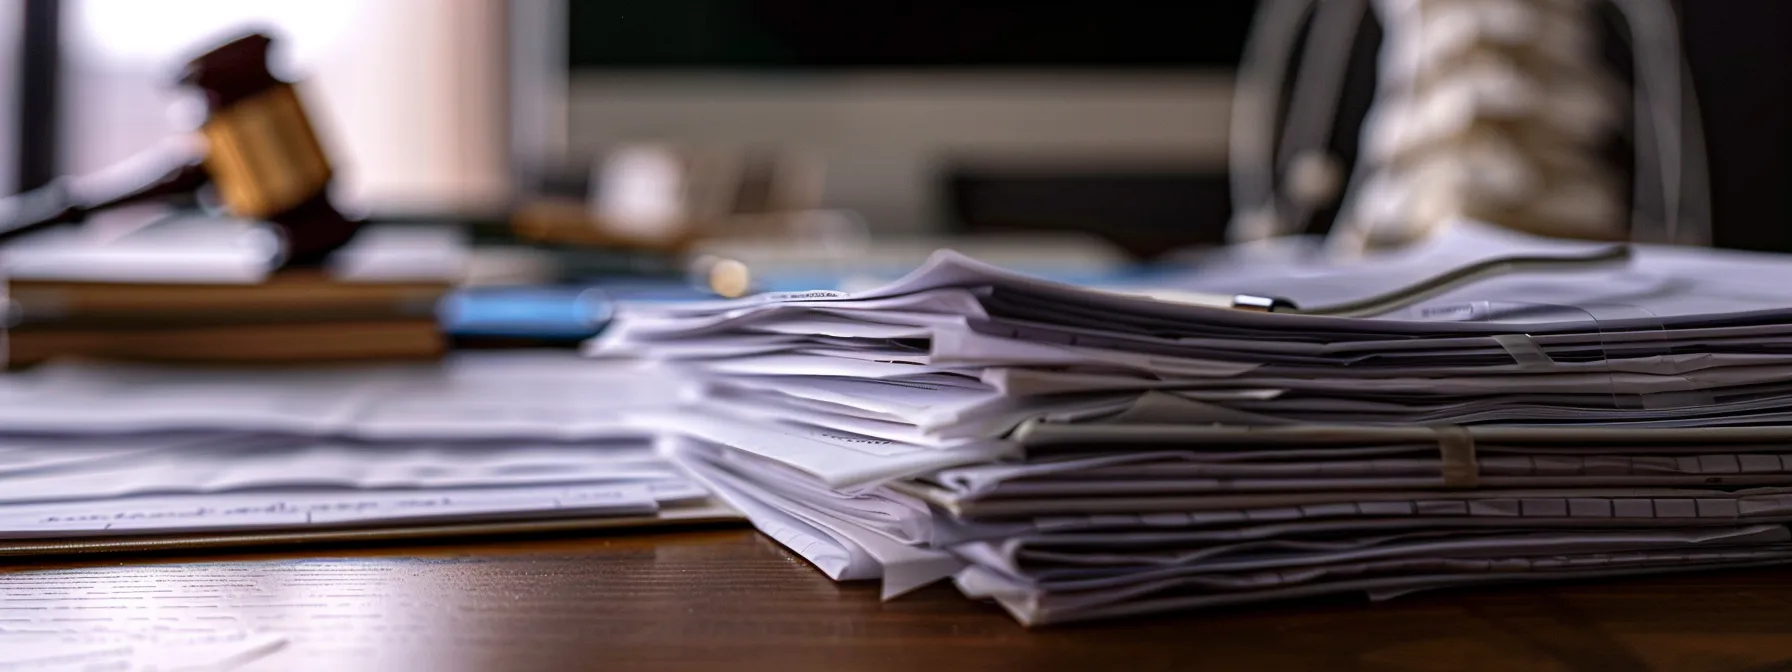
[5,528,1792,671]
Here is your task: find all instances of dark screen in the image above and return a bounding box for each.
[567,1,1257,70]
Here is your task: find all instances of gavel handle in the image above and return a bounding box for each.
[0,162,211,244]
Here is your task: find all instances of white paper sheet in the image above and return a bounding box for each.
[697,383,1137,441]
[0,438,684,506]
[663,437,874,581]
[617,287,987,328]
[0,354,679,439]
[707,446,933,545]
[645,411,1013,488]
[669,437,961,598]
[0,482,672,539]
[983,526,1792,585]
[907,482,1792,518]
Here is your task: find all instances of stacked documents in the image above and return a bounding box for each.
[593,221,1792,625]
[0,351,733,554]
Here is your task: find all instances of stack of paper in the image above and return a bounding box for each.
[0,351,734,554]
[592,221,1792,625]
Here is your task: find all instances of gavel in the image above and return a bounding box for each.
[0,32,360,267]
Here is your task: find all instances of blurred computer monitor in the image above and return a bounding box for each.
[510,1,1258,256]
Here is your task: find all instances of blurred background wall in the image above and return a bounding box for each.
[563,70,1232,235]
[549,1,1253,253]
[58,0,509,214]
[2,0,1789,257]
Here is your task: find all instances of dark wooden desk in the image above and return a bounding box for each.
[5,528,1792,671]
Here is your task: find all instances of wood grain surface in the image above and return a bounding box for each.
[6,528,1792,671]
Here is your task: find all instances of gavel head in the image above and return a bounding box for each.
[179,33,360,267]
